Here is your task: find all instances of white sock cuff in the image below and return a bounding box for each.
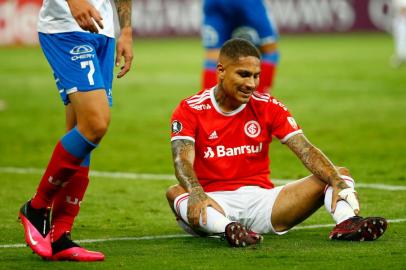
[340,175,355,188]
[173,193,189,216]
[173,192,231,234]
[323,175,355,194]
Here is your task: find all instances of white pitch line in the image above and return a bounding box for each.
[0,167,175,181]
[1,166,406,191]
[0,234,192,249]
[1,218,405,249]
[293,218,406,230]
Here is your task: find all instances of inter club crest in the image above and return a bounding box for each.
[244,120,261,138]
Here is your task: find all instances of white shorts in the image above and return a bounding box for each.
[176,185,286,235]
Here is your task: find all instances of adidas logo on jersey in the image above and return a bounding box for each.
[208,131,218,140]
[204,143,263,158]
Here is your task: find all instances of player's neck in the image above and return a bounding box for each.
[213,86,242,113]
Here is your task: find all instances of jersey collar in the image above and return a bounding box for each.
[210,87,247,117]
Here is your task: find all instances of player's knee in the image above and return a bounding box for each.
[91,122,109,139]
[165,186,176,203]
[336,166,351,178]
[166,185,186,206]
[86,117,110,141]
[77,109,110,143]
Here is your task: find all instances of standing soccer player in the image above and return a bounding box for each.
[18,0,133,261]
[201,0,279,93]
[167,38,387,247]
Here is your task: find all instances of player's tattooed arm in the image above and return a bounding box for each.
[286,133,360,214]
[285,133,348,188]
[171,139,201,192]
[114,0,132,29]
[113,0,133,78]
[171,139,224,226]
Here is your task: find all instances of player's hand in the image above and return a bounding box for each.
[331,179,360,215]
[67,0,104,33]
[338,188,360,214]
[187,187,225,228]
[115,27,133,78]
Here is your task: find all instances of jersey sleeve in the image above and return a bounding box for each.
[170,101,197,142]
[268,98,303,143]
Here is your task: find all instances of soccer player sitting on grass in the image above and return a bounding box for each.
[166,38,387,247]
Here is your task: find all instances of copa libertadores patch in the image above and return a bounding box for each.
[172,120,183,134]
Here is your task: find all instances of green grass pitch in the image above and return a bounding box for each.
[0,33,405,269]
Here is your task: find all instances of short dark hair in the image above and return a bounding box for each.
[219,38,261,62]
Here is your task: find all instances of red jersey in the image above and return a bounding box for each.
[170,87,302,192]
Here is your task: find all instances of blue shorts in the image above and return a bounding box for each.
[202,0,278,48]
[39,32,115,106]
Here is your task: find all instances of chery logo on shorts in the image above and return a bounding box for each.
[70,45,94,55]
[70,45,95,61]
[244,120,261,138]
[204,143,263,158]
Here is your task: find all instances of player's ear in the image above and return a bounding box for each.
[217,63,225,79]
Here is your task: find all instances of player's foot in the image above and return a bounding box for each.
[46,232,105,261]
[329,216,387,241]
[18,201,51,257]
[224,222,263,247]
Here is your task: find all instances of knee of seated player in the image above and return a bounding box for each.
[166,185,187,210]
[335,166,352,178]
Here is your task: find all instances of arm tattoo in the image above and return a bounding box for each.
[171,140,203,193]
[114,0,132,28]
[285,134,342,187]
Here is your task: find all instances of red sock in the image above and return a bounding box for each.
[202,68,217,90]
[257,62,276,94]
[51,166,89,242]
[30,142,83,210]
